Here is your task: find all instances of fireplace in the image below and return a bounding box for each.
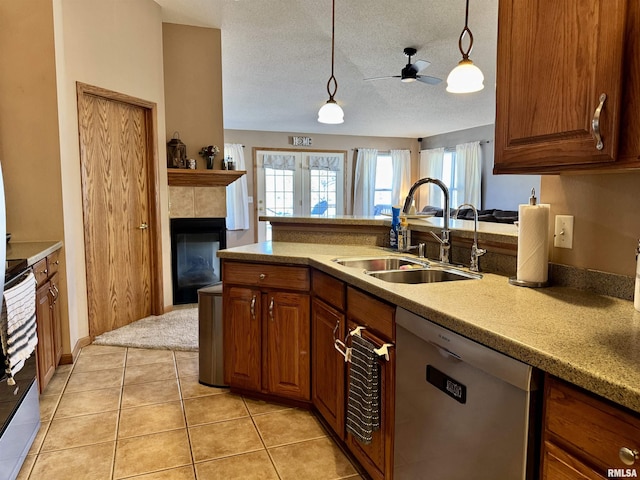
[170,218,226,304]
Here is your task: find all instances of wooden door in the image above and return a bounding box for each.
[77,83,162,337]
[223,286,262,391]
[494,0,627,173]
[265,291,310,400]
[312,297,345,438]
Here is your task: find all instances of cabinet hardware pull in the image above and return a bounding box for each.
[268,297,274,321]
[138,223,149,230]
[259,273,266,280]
[332,319,340,342]
[250,295,256,319]
[591,93,606,151]
[619,447,639,466]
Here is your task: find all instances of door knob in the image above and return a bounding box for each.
[138,223,149,230]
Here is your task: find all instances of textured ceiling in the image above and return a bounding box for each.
[155,0,498,138]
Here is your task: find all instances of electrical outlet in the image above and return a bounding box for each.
[248,196,254,203]
[554,215,574,249]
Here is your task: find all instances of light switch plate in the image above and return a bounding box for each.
[554,215,574,249]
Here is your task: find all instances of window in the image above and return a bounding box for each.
[373,153,393,214]
[256,150,345,241]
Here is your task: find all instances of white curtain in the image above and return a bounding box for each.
[353,148,378,216]
[390,149,411,208]
[309,155,341,171]
[455,141,482,207]
[263,154,296,170]
[225,144,250,230]
[418,148,445,209]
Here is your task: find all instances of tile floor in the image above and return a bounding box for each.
[17,345,362,480]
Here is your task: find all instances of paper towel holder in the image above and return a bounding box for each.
[508,277,549,288]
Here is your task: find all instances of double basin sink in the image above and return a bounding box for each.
[333,255,482,284]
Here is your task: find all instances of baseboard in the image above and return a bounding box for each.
[60,335,91,365]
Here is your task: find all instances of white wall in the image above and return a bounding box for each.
[53,0,170,348]
[421,124,541,211]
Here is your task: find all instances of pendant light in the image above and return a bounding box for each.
[318,0,344,124]
[446,0,484,94]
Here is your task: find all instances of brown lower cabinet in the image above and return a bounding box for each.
[222,261,311,401]
[33,250,62,392]
[541,375,640,479]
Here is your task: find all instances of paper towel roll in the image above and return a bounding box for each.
[517,203,550,283]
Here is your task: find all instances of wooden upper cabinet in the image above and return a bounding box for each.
[494,0,628,173]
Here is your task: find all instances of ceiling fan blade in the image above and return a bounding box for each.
[416,75,442,85]
[364,75,401,81]
[412,60,431,73]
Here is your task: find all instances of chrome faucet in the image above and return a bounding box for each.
[402,178,450,263]
[454,203,486,272]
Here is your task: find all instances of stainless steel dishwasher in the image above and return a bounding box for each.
[395,307,539,480]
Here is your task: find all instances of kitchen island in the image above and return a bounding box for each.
[219,240,640,414]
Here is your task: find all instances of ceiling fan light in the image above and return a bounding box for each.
[318,100,344,124]
[446,59,484,93]
[401,77,416,83]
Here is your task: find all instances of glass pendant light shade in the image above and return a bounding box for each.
[318,100,344,124]
[447,0,485,94]
[318,0,344,124]
[446,59,484,93]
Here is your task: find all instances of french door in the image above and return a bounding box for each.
[255,149,346,242]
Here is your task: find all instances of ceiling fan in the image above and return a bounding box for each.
[365,47,442,85]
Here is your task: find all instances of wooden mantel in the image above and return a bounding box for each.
[167,169,246,187]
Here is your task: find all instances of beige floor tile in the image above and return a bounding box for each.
[29,442,115,480]
[113,429,192,478]
[118,401,185,438]
[27,421,49,455]
[42,369,70,396]
[54,387,121,418]
[82,344,127,357]
[269,437,357,480]
[42,411,118,451]
[124,361,177,385]
[175,355,198,377]
[253,408,326,447]
[194,450,279,480]
[16,453,36,480]
[65,367,124,393]
[126,348,175,366]
[38,395,60,422]
[188,417,264,462]
[74,351,126,373]
[179,374,228,399]
[124,465,195,479]
[55,363,74,376]
[121,379,180,408]
[243,397,292,416]
[183,392,248,426]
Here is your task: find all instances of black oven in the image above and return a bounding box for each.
[0,260,40,480]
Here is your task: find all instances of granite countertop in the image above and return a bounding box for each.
[219,241,640,414]
[7,241,63,266]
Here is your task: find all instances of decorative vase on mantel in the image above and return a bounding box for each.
[198,145,220,170]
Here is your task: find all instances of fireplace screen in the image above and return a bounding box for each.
[170,218,226,304]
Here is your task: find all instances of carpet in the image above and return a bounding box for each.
[93,307,198,351]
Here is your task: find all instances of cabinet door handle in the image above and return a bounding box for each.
[268,297,274,321]
[332,319,341,342]
[591,93,606,151]
[250,295,256,319]
[619,447,639,466]
[259,273,266,280]
[138,223,149,230]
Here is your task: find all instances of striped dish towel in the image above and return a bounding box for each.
[346,334,381,445]
[1,272,37,384]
